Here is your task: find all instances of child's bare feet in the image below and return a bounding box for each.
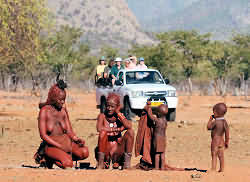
[207,169,216,174]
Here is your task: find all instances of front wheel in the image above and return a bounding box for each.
[167,108,176,121]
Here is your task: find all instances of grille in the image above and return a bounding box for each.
[144,91,166,97]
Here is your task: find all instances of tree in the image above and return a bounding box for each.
[162,31,211,94]
[207,41,238,96]
[129,39,183,84]
[42,25,97,90]
[0,0,50,91]
[43,25,84,81]
[232,34,250,98]
[100,46,119,60]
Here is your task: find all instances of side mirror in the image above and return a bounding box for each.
[115,80,123,86]
[164,79,170,84]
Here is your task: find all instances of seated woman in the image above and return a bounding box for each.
[96,93,134,169]
[34,80,89,169]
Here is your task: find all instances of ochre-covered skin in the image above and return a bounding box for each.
[135,108,154,165]
[144,104,168,170]
[140,102,184,171]
[96,93,134,169]
[36,83,89,169]
[207,103,229,172]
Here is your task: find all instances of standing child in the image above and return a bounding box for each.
[144,102,168,170]
[207,103,229,172]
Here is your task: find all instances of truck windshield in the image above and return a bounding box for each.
[126,71,164,84]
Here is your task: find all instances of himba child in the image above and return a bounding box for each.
[207,103,229,172]
[144,101,168,170]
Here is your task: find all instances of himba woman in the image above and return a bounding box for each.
[34,79,89,169]
[96,93,134,169]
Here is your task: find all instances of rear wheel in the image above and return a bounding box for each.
[100,98,106,113]
[167,108,176,121]
[123,98,132,120]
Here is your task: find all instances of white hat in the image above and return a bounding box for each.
[124,58,131,63]
[115,57,122,62]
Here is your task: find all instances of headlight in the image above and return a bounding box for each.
[166,90,176,97]
[131,91,144,98]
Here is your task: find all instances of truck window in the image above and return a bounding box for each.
[126,71,164,84]
[153,72,163,83]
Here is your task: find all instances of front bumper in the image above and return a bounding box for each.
[129,96,178,109]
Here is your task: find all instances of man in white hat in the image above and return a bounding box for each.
[110,57,124,85]
[124,58,132,70]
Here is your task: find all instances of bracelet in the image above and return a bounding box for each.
[117,112,126,121]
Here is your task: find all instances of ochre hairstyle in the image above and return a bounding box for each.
[39,80,67,109]
[107,93,120,105]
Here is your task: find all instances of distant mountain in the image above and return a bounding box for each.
[126,0,250,39]
[162,0,250,39]
[125,0,200,30]
[47,0,154,53]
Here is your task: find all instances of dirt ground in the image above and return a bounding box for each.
[0,89,250,182]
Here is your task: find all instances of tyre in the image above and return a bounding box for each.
[100,98,106,113]
[123,98,132,120]
[167,108,176,121]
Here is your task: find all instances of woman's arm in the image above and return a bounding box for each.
[63,107,80,143]
[115,105,132,129]
[115,126,125,132]
[116,112,132,129]
[96,65,102,77]
[38,108,67,151]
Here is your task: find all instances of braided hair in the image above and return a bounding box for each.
[107,93,120,105]
[39,79,67,109]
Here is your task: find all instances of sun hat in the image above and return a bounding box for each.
[100,56,106,60]
[115,57,122,62]
[124,58,131,63]
[139,57,144,61]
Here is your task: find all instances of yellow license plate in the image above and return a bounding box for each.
[151,102,164,107]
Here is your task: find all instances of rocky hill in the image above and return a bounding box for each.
[47,0,154,53]
[161,0,250,39]
[126,0,199,30]
[126,0,250,39]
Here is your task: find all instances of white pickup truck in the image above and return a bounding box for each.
[96,69,178,121]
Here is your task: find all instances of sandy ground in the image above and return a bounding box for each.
[0,90,250,182]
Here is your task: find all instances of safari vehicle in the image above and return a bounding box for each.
[96,69,178,121]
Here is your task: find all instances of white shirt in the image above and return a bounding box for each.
[136,64,148,69]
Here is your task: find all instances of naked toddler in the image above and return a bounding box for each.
[144,102,168,170]
[207,103,229,172]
